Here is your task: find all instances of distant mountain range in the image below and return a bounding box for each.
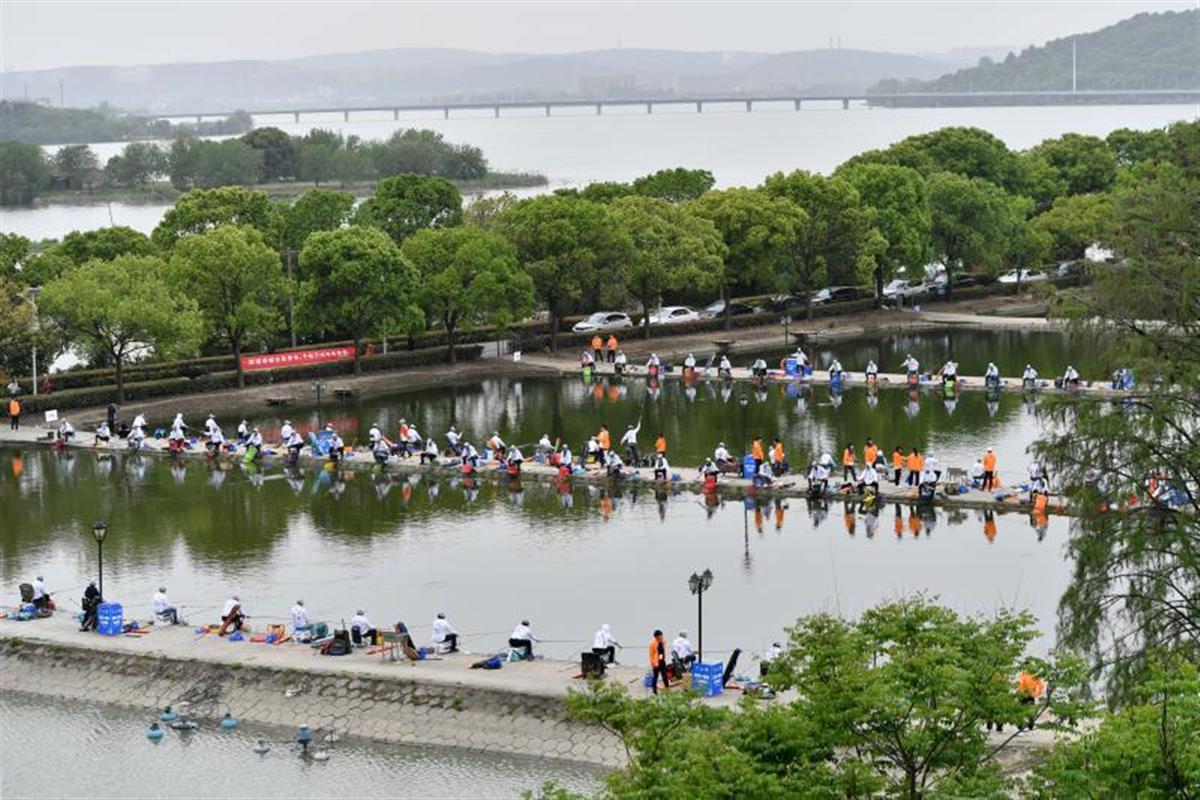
[0,46,997,114]
[871,9,1199,94]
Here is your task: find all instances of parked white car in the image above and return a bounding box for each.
[882,279,928,299]
[997,269,1048,285]
[572,311,634,334]
[645,306,699,326]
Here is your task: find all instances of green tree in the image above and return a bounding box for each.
[14,251,74,288]
[0,140,49,205]
[58,226,156,264]
[761,169,871,289]
[279,189,354,255]
[168,225,285,387]
[837,163,931,302]
[152,186,274,250]
[296,140,338,185]
[1030,192,1114,262]
[354,174,463,245]
[556,182,636,204]
[0,234,30,282]
[496,194,630,347]
[632,167,716,203]
[1026,133,1117,197]
[927,171,1018,283]
[463,191,518,230]
[1022,657,1199,798]
[167,136,200,190]
[1105,127,1173,169]
[239,126,298,182]
[39,256,203,400]
[401,226,533,362]
[609,195,725,339]
[842,126,1024,192]
[104,142,168,186]
[52,144,99,190]
[192,139,264,188]
[299,226,422,373]
[0,276,58,383]
[1034,160,1198,701]
[439,143,488,180]
[688,188,806,328]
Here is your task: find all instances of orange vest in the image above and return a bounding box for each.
[655,436,667,453]
[1034,493,1048,513]
[591,336,602,350]
[773,442,784,462]
[7,398,18,416]
[892,451,904,469]
[864,444,878,465]
[648,638,663,667]
[1017,671,1044,698]
[907,453,923,471]
[752,440,764,460]
[983,452,997,471]
[606,335,618,350]
[598,430,610,449]
[842,448,855,466]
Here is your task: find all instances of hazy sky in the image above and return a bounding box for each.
[2,1,1194,72]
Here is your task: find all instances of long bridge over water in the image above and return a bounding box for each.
[157,89,1199,123]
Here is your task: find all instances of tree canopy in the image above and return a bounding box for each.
[353,174,463,245]
[152,186,275,250]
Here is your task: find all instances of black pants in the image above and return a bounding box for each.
[439,633,458,652]
[352,627,377,646]
[654,468,667,480]
[9,415,18,430]
[651,663,670,693]
[982,470,995,491]
[625,444,640,464]
[844,466,856,481]
[607,350,615,364]
[420,452,436,464]
[157,607,178,625]
[80,604,98,631]
[893,468,902,485]
[907,470,919,486]
[592,645,615,664]
[288,445,302,464]
[673,654,696,674]
[509,637,533,659]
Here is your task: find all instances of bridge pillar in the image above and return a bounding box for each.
[696,101,702,113]
[745,100,752,112]
[596,103,601,115]
[494,106,500,118]
[343,110,350,121]
[395,109,401,120]
[294,111,300,123]
[793,99,801,111]
[646,102,652,114]
[842,98,849,110]
[545,104,551,117]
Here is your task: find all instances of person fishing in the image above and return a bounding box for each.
[247,427,264,461]
[653,452,670,481]
[751,357,768,379]
[891,446,905,485]
[605,449,628,479]
[285,429,304,465]
[203,414,218,438]
[218,595,245,636]
[153,586,179,625]
[591,624,622,664]
[985,361,1000,388]
[506,444,524,474]
[236,419,250,444]
[291,600,311,642]
[829,358,844,384]
[672,631,696,673]
[751,436,765,471]
[372,436,391,465]
[508,620,537,661]
[206,423,225,457]
[421,437,439,465]
[591,335,603,362]
[487,432,507,460]
[445,425,462,456]
[325,425,344,463]
[770,438,788,476]
[620,420,642,464]
[982,447,998,491]
[841,443,857,482]
[350,609,377,646]
[970,458,985,488]
[718,354,733,379]
[596,424,611,459]
[613,350,627,375]
[8,396,20,431]
[1062,364,1080,388]
[127,424,146,452]
[648,630,670,693]
[79,581,101,632]
[94,421,111,447]
[865,359,879,384]
[30,575,51,611]
[859,461,880,495]
[902,354,920,382]
[683,353,696,377]
[431,612,458,653]
[713,442,734,471]
[57,419,75,442]
[807,460,829,496]
[131,413,148,436]
[906,448,924,487]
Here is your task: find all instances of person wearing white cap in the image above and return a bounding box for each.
[591,623,622,664]
[445,425,462,456]
[350,609,376,646]
[30,575,50,611]
[290,599,311,641]
[672,631,696,672]
[1022,364,1039,388]
[279,419,295,443]
[204,414,218,437]
[219,595,245,636]
[432,613,458,652]
[153,585,178,624]
[713,441,733,469]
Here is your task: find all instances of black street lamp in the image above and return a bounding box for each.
[688,568,714,662]
[91,521,107,598]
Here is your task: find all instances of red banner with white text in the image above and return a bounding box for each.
[239,346,355,373]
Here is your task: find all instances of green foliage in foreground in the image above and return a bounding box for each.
[547,598,1089,800]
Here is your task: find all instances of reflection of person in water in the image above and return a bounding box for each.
[774,499,786,530]
[893,505,904,538]
[983,510,997,543]
[1031,509,1049,541]
[843,504,856,536]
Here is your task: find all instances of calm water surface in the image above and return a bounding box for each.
[0,692,603,799]
[2,104,1191,239]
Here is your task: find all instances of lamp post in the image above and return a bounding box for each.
[737,395,749,455]
[26,287,41,396]
[311,381,324,426]
[781,315,791,349]
[91,521,107,598]
[688,568,713,662]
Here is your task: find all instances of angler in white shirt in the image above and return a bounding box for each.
[645,353,661,370]
[793,348,809,368]
[172,412,187,432]
[985,362,1000,380]
[132,413,147,433]
[57,420,75,441]
[940,360,958,381]
[128,426,146,451]
[760,642,784,678]
[236,419,249,443]
[204,414,218,436]
[421,437,439,465]
[672,631,696,670]
[279,420,294,442]
[95,422,111,446]
[713,442,733,465]
[30,575,50,610]
[368,424,382,445]
[829,358,844,381]
[508,620,537,660]
[970,459,986,486]
[683,353,696,372]
[902,354,920,376]
[219,595,245,636]
[591,624,622,664]
[507,444,524,466]
[620,421,641,463]
[865,360,879,380]
[859,462,880,491]
[248,428,263,448]
[350,609,377,645]
[1063,364,1080,386]
[431,613,458,652]
[613,350,627,374]
[461,441,479,466]
[487,432,506,458]
[445,426,462,455]
[373,437,391,464]
[653,453,670,481]
[290,600,311,641]
[718,355,733,376]
[153,586,178,624]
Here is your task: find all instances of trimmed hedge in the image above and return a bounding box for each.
[14,345,483,415]
[17,354,236,394]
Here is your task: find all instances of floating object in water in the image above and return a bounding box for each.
[252,738,270,754]
[311,749,330,762]
[220,712,238,730]
[169,720,199,731]
[147,722,164,741]
[159,706,178,722]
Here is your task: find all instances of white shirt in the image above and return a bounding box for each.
[330,433,343,449]
[291,604,309,628]
[606,451,624,468]
[646,355,660,367]
[1064,366,1079,380]
[971,462,985,479]
[173,413,186,429]
[133,414,146,430]
[280,423,294,441]
[684,355,696,367]
[1029,462,1043,480]
[1023,366,1038,380]
[904,356,919,373]
[97,423,110,438]
[861,465,879,484]
[620,424,640,445]
[921,468,938,484]
[719,356,732,370]
[672,636,694,660]
[508,446,523,462]
[59,421,74,435]
[614,353,626,365]
[221,598,239,617]
[511,623,535,641]
[237,421,248,436]
[819,453,833,468]
[351,613,372,631]
[489,434,505,449]
[205,418,217,435]
[942,361,957,376]
[830,359,842,373]
[432,617,457,643]
[714,445,731,462]
[655,455,670,472]
[559,446,572,465]
[169,424,184,440]
[794,350,809,366]
[764,644,783,662]
[153,591,171,614]
[369,426,382,443]
[249,431,263,447]
[425,439,438,455]
[985,363,999,377]
[406,427,421,443]
[286,432,304,448]
[592,626,617,649]
[31,578,48,600]
[926,455,939,472]
[538,435,552,450]
[462,442,478,459]
[210,428,225,444]
[446,430,460,446]
[866,361,878,374]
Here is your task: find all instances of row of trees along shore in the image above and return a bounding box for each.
[0,126,543,205]
[1,121,1196,401]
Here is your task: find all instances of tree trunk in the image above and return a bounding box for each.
[114,356,125,403]
[874,266,884,310]
[352,337,362,375]
[642,298,652,340]
[549,301,560,353]
[447,322,457,364]
[722,284,732,331]
[233,339,244,388]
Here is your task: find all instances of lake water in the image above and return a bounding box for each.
[0,692,603,799]
[1,103,1193,240]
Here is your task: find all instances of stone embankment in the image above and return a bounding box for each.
[0,614,632,767]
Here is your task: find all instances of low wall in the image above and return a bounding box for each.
[0,638,625,768]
